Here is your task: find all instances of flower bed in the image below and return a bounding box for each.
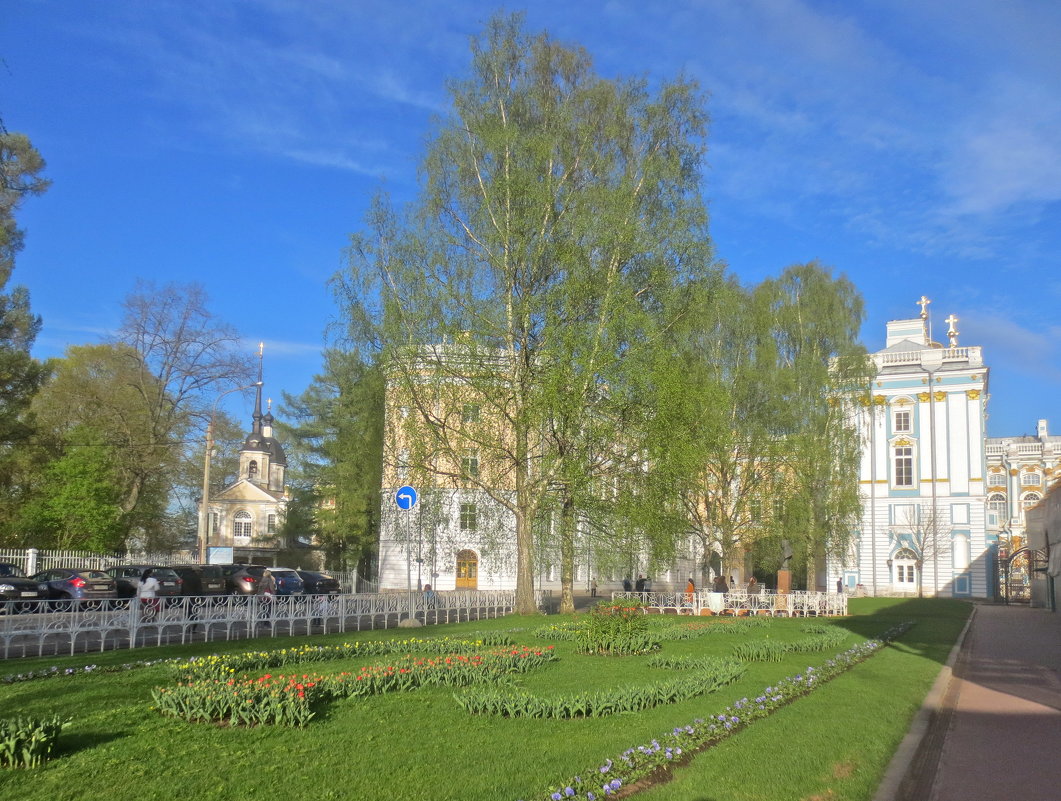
[153,646,557,727]
[524,622,914,801]
[454,658,745,719]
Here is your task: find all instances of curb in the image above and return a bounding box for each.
[872,604,976,801]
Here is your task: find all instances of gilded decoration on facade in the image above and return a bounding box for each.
[918,392,930,402]
[934,391,946,402]
[967,389,981,400]
[894,437,913,447]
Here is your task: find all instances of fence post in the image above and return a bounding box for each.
[27,547,38,575]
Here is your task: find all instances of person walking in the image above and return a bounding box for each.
[138,568,161,620]
[623,577,632,593]
[836,577,844,594]
[685,577,696,606]
[635,575,646,594]
[590,578,598,598]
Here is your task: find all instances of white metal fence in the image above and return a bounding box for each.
[0,590,524,660]
[613,590,848,617]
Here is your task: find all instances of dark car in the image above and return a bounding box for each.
[0,563,49,610]
[296,570,341,595]
[220,564,268,595]
[268,568,305,596]
[105,565,183,600]
[171,564,227,596]
[31,568,116,605]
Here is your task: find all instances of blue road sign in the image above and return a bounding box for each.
[395,485,418,510]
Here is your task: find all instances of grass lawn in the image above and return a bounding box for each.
[0,597,969,801]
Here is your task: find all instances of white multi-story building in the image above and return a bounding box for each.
[842,303,990,597]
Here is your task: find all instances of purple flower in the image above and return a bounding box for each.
[564,787,575,797]
[551,793,562,800]
[610,780,621,790]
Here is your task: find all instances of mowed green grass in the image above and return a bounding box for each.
[0,598,969,801]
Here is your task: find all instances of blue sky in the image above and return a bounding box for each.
[3,0,1059,437]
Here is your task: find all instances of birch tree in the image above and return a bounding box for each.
[336,13,712,613]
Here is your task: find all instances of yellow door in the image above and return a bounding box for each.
[455,550,478,590]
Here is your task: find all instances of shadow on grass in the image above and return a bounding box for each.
[55,728,130,758]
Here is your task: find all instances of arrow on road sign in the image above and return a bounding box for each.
[395,485,418,510]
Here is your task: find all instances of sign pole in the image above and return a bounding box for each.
[395,486,421,628]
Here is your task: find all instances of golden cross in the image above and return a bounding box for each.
[918,296,931,318]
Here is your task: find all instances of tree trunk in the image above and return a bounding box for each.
[559,489,576,614]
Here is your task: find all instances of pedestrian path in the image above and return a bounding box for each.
[883,603,1061,801]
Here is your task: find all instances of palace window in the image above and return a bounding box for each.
[894,410,911,433]
[460,503,478,531]
[894,446,914,487]
[1021,471,1041,486]
[462,448,480,479]
[1022,493,1041,511]
[988,472,1006,487]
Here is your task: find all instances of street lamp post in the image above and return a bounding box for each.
[197,382,262,563]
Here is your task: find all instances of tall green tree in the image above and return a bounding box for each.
[0,132,49,538]
[760,261,870,586]
[277,348,384,570]
[336,13,712,612]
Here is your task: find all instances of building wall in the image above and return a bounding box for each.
[843,316,991,597]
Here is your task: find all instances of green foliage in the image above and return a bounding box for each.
[730,629,850,663]
[577,599,659,655]
[454,659,745,719]
[277,350,384,567]
[337,11,714,613]
[0,715,67,768]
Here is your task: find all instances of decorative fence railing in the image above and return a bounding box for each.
[611,590,847,617]
[0,590,521,660]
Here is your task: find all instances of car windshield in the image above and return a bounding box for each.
[197,565,223,578]
[245,566,267,577]
[0,564,26,577]
[80,571,110,580]
[150,569,179,580]
[272,570,297,578]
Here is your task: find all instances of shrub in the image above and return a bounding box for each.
[577,599,658,656]
[0,715,68,768]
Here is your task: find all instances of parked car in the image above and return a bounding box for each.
[31,568,116,606]
[0,563,50,610]
[267,568,305,596]
[296,569,341,595]
[170,564,227,596]
[219,563,268,595]
[105,565,183,600]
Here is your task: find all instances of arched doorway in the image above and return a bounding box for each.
[891,547,919,593]
[455,549,478,590]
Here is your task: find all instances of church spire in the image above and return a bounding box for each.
[252,341,264,434]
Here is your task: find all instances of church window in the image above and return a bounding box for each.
[894,446,914,487]
[248,460,258,480]
[233,511,252,541]
[460,503,478,531]
[267,514,277,534]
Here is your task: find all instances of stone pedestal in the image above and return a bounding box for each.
[777,569,792,594]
